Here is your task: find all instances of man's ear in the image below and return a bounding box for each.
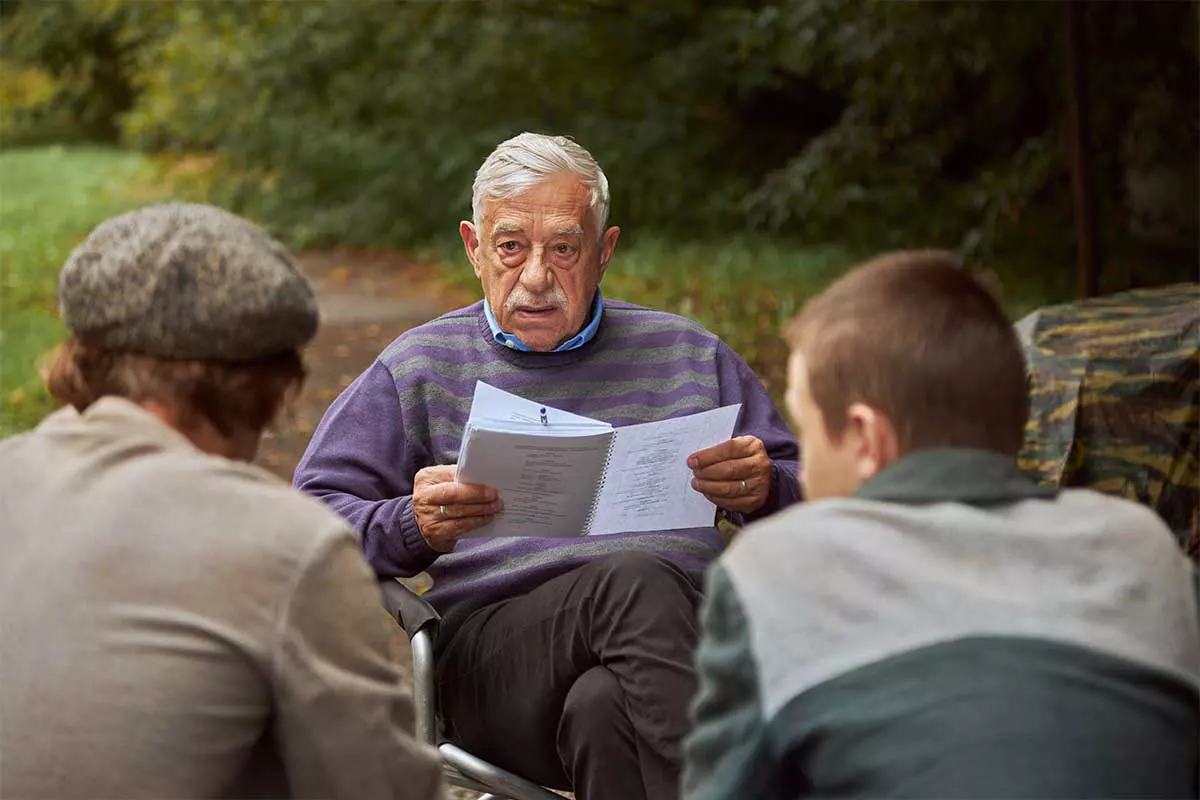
[597,226,621,279]
[460,220,482,279]
[845,402,901,482]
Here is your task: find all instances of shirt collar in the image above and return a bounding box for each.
[483,289,604,352]
[852,447,1059,507]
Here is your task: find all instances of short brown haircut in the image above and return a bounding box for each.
[43,338,307,438]
[784,250,1029,456]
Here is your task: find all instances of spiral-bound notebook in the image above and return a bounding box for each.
[456,384,741,538]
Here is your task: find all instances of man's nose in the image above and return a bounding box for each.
[520,246,554,293]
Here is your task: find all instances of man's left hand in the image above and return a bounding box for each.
[688,435,772,514]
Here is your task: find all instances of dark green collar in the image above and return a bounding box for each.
[853,448,1059,507]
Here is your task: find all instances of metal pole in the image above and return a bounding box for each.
[1064,0,1101,298]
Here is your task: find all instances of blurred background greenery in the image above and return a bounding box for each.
[1,0,1196,434]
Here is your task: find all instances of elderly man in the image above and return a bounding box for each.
[294,133,801,799]
[684,251,1199,798]
[0,204,444,799]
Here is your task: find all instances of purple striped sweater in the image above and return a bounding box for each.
[294,300,801,627]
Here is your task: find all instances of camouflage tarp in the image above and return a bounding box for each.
[1017,283,1199,561]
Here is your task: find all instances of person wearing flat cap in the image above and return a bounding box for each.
[0,204,444,799]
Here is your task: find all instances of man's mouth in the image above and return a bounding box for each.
[515,306,558,317]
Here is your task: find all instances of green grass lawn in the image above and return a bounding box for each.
[0,146,167,436]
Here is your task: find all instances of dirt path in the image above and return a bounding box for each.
[256,251,498,799]
[256,249,471,479]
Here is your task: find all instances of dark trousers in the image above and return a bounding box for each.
[436,552,703,800]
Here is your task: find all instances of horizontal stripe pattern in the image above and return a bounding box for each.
[296,298,801,622]
[383,303,729,468]
[393,369,721,410]
[385,333,721,375]
[403,303,733,612]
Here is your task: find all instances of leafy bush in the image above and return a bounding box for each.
[0,0,148,146]
[3,0,1196,285]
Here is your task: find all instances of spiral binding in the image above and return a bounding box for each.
[582,432,619,533]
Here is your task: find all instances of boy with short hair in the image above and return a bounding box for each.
[684,251,1199,798]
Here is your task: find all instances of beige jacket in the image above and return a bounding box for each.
[0,399,444,799]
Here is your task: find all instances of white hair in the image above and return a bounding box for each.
[471,132,610,238]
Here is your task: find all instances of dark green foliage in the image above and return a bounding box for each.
[3,0,1197,278]
[0,0,146,145]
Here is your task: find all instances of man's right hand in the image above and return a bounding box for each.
[412,464,502,552]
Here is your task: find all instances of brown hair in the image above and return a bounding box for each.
[43,338,307,438]
[784,250,1029,456]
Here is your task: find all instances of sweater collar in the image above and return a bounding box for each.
[852,448,1059,507]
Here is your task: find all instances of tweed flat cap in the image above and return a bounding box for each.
[59,203,319,361]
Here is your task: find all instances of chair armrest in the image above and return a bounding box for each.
[379,578,441,641]
[379,579,440,746]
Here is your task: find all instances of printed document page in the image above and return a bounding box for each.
[466,381,611,429]
[456,426,613,538]
[588,404,742,535]
[456,381,743,538]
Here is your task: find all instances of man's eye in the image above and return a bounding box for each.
[500,241,521,252]
[555,244,576,255]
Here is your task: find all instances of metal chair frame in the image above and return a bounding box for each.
[380,579,566,800]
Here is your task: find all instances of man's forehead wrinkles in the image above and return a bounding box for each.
[489,213,590,239]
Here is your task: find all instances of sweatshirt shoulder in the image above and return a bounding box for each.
[720,500,862,583]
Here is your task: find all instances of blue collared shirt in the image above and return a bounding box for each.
[483,290,605,352]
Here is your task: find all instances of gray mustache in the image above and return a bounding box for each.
[505,287,568,313]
